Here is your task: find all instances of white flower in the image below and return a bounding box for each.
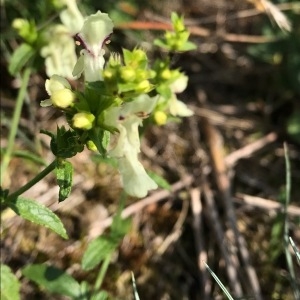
[165,73,193,117]
[118,153,158,198]
[72,11,114,82]
[104,94,158,197]
[40,0,84,78]
[59,0,84,35]
[40,25,77,79]
[169,73,188,93]
[41,75,75,108]
[169,94,194,117]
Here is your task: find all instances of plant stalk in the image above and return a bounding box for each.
[93,253,112,294]
[1,67,32,185]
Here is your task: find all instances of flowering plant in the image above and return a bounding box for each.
[3,2,195,237]
[37,8,195,199]
[2,4,196,299]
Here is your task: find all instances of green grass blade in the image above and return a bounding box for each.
[204,262,235,300]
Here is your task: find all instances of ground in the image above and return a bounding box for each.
[1,0,300,299]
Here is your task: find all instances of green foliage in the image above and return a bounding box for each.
[88,127,110,157]
[6,196,68,239]
[41,127,84,159]
[286,109,300,143]
[8,43,35,75]
[82,210,131,271]
[2,5,196,299]
[0,264,20,300]
[154,12,196,52]
[131,272,140,300]
[82,236,119,271]
[147,170,171,191]
[22,264,82,299]
[103,48,154,102]
[56,159,73,202]
[8,149,47,166]
[247,6,300,145]
[289,237,300,265]
[204,263,234,300]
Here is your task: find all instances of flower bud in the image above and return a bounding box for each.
[134,49,147,62]
[161,69,172,80]
[72,112,95,130]
[120,67,136,82]
[51,89,75,108]
[103,69,114,80]
[12,18,26,30]
[136,80,151,93]
[154,111,167,125]
[86,140,98,151]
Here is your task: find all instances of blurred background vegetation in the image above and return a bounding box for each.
[1,0,300,299]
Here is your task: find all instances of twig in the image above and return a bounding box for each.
[234,193,300,217]
[116,21,280,44]
[157,195,189,254]
[202,182,243,297]
[225,132,278,167]
[190,187,211,300]
[95,175,193,233]
[197,89,262,299]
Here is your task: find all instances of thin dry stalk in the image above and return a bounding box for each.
[190,187,211,300]
[235,193,300,217]
[197,89,263,299]
[202,181,243,297]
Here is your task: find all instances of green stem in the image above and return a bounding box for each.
[1,67,32,185]
[283,143,300,300]
[93,253,112,293]
[7,160,57,201]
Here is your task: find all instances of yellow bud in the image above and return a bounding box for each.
[154,111,167,125]
[51,89,75,108]
[120,67,136,82]
[161,69,172,80]
[134,49,146,61]
[86,140,98,152]
[136,80,151,93]
[72,112,95,130]
[103,69,114,80]
[12,18,26,30]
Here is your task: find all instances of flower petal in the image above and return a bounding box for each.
[45,75,71,96]
[78,11,113,57]
[118,153,158,198]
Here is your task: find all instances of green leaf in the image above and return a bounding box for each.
[131,272,140,300]
[8,43,35,75]
[90,291,109,300]
[88,128,110,156]
[11,149,47,166]
[81,236,118,271]
[56,159,73,202]
[180,41,197,51]
[7,197,68,239]
[110,210,131,240]
[154,39,169,50]
[22,264,81,298]
[287,109,300,143]
[147,171,171,191]
[79,281,91,300]
[205,262,234,300]
[54,126,85,158]
[0,264,20,300]
[41,127,84,159]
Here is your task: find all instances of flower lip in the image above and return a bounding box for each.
[74,11,114,58]
[74,33,112,57]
